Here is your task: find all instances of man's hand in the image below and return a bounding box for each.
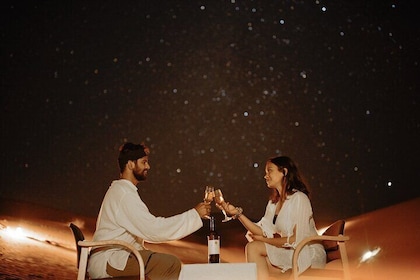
[194,202,212,219]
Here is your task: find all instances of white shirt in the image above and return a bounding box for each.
[252,191,326,273]
[87,179,203,278]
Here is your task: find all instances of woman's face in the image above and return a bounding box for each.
[264,162,285,191]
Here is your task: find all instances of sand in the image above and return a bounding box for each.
[0,197,419,279]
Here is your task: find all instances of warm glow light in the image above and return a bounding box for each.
[318,226,328,234]
[360,247,381,263]
[5,226,27,239]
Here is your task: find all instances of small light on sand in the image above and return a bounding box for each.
[360,247,381,263]
[5,226,27,239]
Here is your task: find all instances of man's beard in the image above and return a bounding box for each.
[133,169,147,181]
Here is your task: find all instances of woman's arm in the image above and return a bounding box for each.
[250,235,289,247]
[220,202,263,235]
[250,226,296,247]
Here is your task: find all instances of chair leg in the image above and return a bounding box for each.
[339,242,351,280]
[78,248,89,280]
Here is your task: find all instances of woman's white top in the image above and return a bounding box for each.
[250,191,326,273]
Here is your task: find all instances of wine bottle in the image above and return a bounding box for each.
[207,216,220,263]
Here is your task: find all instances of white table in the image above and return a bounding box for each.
[179,263,257,280]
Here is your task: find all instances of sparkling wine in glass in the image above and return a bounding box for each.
[204,186,215,203]
[203,186,214,219]
[214,189,233,222]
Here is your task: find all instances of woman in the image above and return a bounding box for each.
[221,156,326,279]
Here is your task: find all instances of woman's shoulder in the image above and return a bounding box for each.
[266,200,278,210]
[288,190,309,201]
[267,200,276,207]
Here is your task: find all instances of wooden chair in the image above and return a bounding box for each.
[69,223,145,280]
[292,220,351,280]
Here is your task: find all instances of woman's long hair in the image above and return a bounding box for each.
[268,156,310,204]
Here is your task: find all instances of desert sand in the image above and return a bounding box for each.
[0,197,419,279]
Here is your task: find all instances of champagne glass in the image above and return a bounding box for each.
[214,189,233,222]
[203,186,214,219]
[204,186,215,203]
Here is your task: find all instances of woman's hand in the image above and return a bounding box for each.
[216,201,238,216]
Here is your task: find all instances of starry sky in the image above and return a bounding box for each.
[1,0,419,223]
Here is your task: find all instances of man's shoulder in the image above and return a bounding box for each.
[104,180,137,200]
[110,179,137,190]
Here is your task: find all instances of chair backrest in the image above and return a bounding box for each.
[69,223,85,268]
[322,220,345,262]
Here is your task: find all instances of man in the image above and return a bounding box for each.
[87,142,211,279]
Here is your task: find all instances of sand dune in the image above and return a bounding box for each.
[0,197,419,279]
[341,197,420,280]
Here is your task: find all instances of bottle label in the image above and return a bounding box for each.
[208,239,220,255]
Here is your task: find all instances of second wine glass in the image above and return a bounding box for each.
[214,189,233,222]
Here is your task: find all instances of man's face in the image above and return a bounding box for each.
[132,156,150,181]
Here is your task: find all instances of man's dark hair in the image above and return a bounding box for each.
[118,142,149,172]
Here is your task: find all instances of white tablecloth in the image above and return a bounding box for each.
[179,263,257,280]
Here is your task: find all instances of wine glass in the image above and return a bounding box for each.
[203,186,215,219]
[214,189,233,222]
[203,186,215,203]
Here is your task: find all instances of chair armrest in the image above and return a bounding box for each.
[78,240,145,280]
[292,235,349,280]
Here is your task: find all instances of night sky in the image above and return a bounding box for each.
[1,0,419,223]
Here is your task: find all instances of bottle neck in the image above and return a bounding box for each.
[209,216,216,232]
